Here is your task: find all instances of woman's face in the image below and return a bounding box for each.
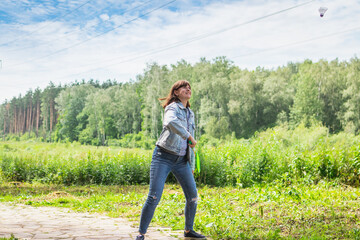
[175,84,191,101]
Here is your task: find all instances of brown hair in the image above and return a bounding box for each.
[159,80,191,108]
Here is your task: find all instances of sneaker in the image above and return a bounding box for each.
[135,234,145,240]
[184,230,206,239]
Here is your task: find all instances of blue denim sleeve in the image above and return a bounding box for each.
[163,105,190,140]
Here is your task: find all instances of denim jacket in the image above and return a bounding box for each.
[156,101,196,170]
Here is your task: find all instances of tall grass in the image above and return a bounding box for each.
[197,124,360,187]
[1,124,359,187]
[0,142,151,185]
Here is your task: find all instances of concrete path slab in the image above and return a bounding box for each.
[0,203,182,240]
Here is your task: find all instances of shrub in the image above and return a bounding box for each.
[1,125,360,187]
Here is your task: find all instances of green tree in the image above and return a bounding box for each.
[193,57,234,138]
[112,83,142,137]
[228,68,266,138]
[262,66,295,126]
[138,63,170,138]
[0,103,5,140]
[342,57,360,134]
[318,59,347,132]
[80,88,115,145]
[41,82,62,141]
[33,88,42,137]
[290,60,324,126]
[290,59,347,132]
[55,84,95,142]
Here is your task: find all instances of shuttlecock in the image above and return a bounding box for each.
[319,7,328,17]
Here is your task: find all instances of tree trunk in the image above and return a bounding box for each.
[36,101,40,137]
[17,109,21,135]
[3,111,6,141]
[14,106,17,134]
[26,103,30,133]
[49,99,54,142]
[29,100,33,137]
[22,106,26,134]
[43,110,47,141]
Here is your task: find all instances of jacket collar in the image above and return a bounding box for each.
[175,101,187,110]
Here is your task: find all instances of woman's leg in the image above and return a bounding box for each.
[138,147,172,235]
[172,158,198,231]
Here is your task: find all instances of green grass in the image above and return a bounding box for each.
[0,234,19,240]
[1,181,360,239]
[1,125,360,239]
[1,125,359,187]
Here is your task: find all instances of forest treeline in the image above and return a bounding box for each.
[1,56,360,145]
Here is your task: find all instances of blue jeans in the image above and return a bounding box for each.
[138,146,198,234]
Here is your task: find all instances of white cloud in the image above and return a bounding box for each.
[99,13,110,21]
[0,0,359,103]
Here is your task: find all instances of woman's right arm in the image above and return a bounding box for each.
[188,135,197,148]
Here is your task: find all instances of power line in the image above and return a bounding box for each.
[230,26,360,59]
[0,0,93,47]
[168,0,316,52]
[54,0,317,80]
[8,0,177,68]
[2,0,154,54]
[97,0,317,65]
[57,25,360,83]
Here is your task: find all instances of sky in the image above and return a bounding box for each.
[0,0,359,104]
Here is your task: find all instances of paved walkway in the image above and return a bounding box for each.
[0,203,182,240]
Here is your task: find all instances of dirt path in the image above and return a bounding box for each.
[0,202,182,240]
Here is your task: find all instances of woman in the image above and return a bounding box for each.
[135,80,206,240]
